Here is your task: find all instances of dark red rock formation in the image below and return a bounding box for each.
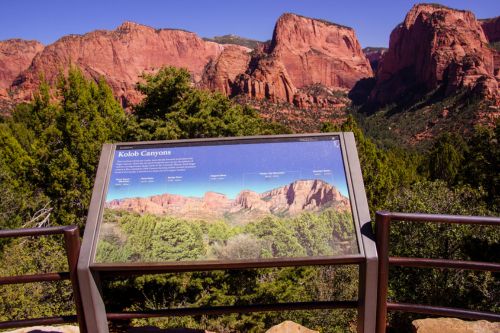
[368,4,498,106]
[480,17,500,78]
[233,55,296,103]
[363,47,388,71]
[0,39,44,91]
[480,17,500,43]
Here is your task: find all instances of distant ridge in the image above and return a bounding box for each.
[203,34,263,49]
[106,179,350,224]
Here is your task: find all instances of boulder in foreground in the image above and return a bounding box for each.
[412,317,500,333]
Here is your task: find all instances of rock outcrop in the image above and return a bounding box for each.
[107,179,350,223]
[480,17,500,43]
[12,21,227,106]
[412,317,500,333]
[234,13,372,107]
[363,47,388,71]
[0,39,44,91]
[201,45,252,96]
[480,16,500,78]
[265,320,319,333]
[368,4,498,106]
[2,14,372,111]
[233,55,297,103]
[260,179,350,215]
[270,14,372,89]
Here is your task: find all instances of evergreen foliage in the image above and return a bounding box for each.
[321,116,422,211]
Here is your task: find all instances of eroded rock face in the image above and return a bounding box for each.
[369,4,498,106]
[481,17,500,43]
[234,13,372,106]
[0,39,44,91]
[270,13,372,89]
[234,54,297,103]
[412,317,500,333]
[201,44,252,95]
[12,22,226,106]
[2,14,372,111]
[261,179,350,215]
[480,17,500,78]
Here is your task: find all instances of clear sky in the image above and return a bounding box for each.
[1,1,498,48]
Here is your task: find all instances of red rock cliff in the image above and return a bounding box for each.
[12,22,226,106]
[5,15,371,110]
[270,13,372,89]
[0,39,43,91]
[480,17,500,78]
[369,4,498,106]
[481,17,500,43]
[233,13,372,107]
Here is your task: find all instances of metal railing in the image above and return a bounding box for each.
[0,225,86,331]
[375,211,500,333]
[2,212,500,332]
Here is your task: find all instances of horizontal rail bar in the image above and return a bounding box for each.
[0,315,78,329]
[0,272,70,285]
[389,257,500,272]
[384,212,500,226]
[0,225,78,238]
[107,300,359,320]
[93,255,365,275]
[387,302,500,322]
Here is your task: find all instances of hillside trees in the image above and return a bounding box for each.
[321,116,422,211]
[129,66,289,141]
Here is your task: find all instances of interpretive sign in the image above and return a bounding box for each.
[94,135,359,264]
[78,133,377,333]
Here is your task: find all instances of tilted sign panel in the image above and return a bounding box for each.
[95,135,359,264]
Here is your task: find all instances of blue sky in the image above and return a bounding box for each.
[106,139,349,201]
[1,1,498,48]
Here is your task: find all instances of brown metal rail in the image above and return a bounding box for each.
[0,225,86,332]
[375,211,500,333]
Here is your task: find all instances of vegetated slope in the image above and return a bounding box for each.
[96,207,357,263]
[203,34,263,49]
[350,3,499,147]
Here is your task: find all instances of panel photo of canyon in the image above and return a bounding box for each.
[95,137,358,263]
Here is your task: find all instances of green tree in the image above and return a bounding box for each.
[129,66,289,141]
[5,68,128,227]
[459,123,500,209]
[385,181,499,331]
[322,116,421,212]
[150,217,206,261]
[427,132,468,184]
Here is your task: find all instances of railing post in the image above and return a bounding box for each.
[375,211,391,333]
[63,226,87,333]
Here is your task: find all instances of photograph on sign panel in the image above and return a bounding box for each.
[95,137,358,263]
